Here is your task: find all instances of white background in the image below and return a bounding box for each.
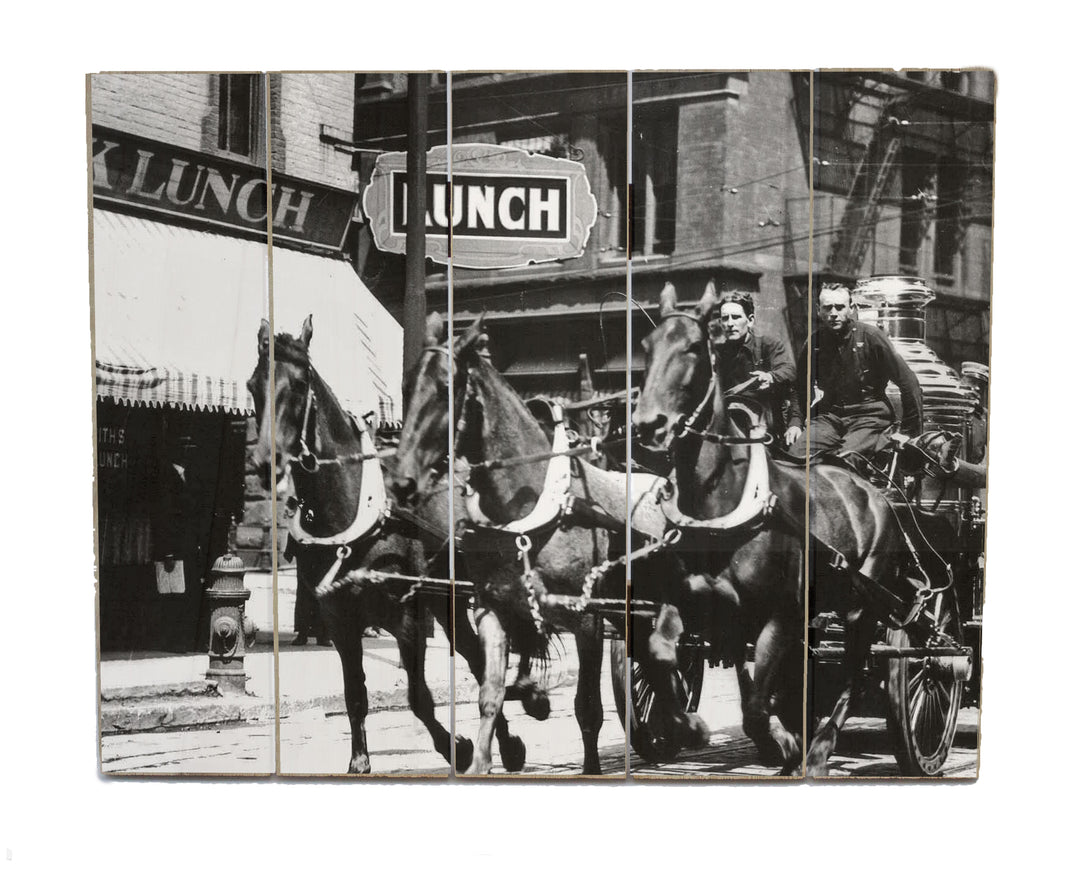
[1,4,1073,873]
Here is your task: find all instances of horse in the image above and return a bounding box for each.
[633,282,923,775]
[391,316,663,775]
[248,316,528,774]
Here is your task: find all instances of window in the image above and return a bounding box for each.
[934,157,965,284]
[899,148,934,272]
[596,113,628,257]
[632,105,677,256]
[218,74,259,158]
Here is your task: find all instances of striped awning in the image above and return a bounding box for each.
[92,209,268,413]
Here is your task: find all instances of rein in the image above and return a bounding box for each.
[273,352,390,593]
[289,378,393,474]
[655,311,771,449]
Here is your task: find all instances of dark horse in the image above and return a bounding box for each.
[248,316,527,774]
[634,282,917,775]
[391,317,639,775]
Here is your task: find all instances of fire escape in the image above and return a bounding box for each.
[825,92,910,280]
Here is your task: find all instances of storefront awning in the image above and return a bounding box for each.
[92,209,268,413]
[271,248,403,424]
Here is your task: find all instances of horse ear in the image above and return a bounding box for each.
[453,315,486,357]
[258,318,270,353]
[697,280,718,319]
[659,282,678,315]
[424,312,446,347]
[300,315,313,348]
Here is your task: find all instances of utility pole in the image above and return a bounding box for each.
[402,73,429,380]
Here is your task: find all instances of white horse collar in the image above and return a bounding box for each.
[465,404,573,535]
[659,402,774,533]
[289,426,389,547]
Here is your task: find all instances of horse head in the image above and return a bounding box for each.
[247,315,315,491]
[391,312,454,506]
[633,281,717,449]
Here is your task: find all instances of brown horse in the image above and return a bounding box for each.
[391,316,638,775]
[248,317,527,774]
[633,282,918,775]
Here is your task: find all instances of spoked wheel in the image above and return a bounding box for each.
[610,638,706,764]
[885,591,965,777]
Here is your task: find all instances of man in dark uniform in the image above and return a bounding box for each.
[790,282,922,459]
[706,290,802,446]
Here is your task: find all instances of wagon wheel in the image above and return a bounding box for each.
[610,638,706,764]
[885,591,964,777]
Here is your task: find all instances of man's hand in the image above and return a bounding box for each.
[750,370,774,389]
[163,555,177,573]
[784,426,802,447]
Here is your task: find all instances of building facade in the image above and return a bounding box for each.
[352,71,993,397]
[91,73,402,652]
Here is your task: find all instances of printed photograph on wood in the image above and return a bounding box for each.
[804,70,992,778]
[435,72,631,776]
[269,73,455,776]
[264,73,451,776]
[91,73,275,774]
[628,71,812,778]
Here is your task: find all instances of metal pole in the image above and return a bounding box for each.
[403,73,429,381]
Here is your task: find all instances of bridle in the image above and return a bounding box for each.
[281,358,385,475]
[648,311,772,448]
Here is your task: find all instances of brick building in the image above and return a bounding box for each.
[90,73,401,652]
[352,71,993,395]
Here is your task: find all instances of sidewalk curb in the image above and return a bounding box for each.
[100,671,579,735]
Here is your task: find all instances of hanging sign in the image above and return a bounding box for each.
[361,143,598,270]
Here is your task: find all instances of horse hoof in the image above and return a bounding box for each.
[499,735,527,772]
[454,735,474,771]
[679,713,712,748]
[464,758,492,776]
[348,756,372,775]
[647,631,679,668]
[522,688,551,721]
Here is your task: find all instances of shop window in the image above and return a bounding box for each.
[632,105,677,256]
[218,73,259,158]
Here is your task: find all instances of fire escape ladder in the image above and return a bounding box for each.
[827,107,904,278]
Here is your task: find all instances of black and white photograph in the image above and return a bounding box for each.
[628,71,813,778]
[263,73,444,776]
[90,73,275,774]
[86,67,992,782]
[365,72,633,776]
[803,70,992,778]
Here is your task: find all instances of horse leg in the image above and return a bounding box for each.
[645,603,711,750]
[390,600,458,769]
[321,598,371,774]
[742,616,801,774]
[574,615,605,775]
[505,654,551,720]
[451,600,525,772]
[418,597,474,769]
[806,606,876,777]
[466,607,509,775]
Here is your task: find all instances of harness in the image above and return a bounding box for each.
[657,400,778,535]
[280,360,392,599]
[649,312,777,536]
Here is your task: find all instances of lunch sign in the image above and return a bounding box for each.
[91,126,356,253]
[361,143,598,269]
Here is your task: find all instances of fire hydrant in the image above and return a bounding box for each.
[206,522,258,694]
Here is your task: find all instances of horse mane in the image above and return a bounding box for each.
[273,332,311,368]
